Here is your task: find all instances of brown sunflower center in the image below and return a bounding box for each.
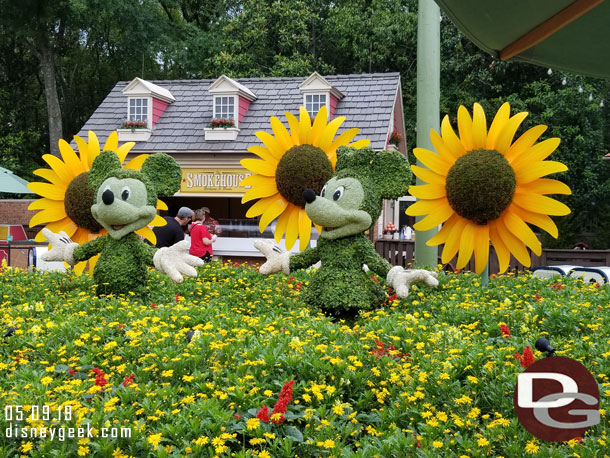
[275,145,333,208]
[64,172,103,233]
[445,149,516,225]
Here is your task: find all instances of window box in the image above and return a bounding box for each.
[204,127,240,141]
[117,128,153,142]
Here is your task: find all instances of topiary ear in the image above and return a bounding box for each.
[140,153,182,197]
[371,149,412,200]
[89,150,122,190]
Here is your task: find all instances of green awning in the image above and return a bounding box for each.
[435,0,610,79]
[0,166,32,194]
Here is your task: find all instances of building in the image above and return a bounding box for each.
[72,72,409,259]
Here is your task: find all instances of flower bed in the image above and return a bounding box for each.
[0,263,608,456]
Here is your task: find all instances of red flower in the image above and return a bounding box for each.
[122,374,135,387]
[175,293,181,303]
[535,294,542,302]
[234,414,241,419]
[413,433,422,448]
[371,340,406,359]
[371,274,380,284]
[68,368,77,376]
[151,302,158,309]
[271,380,294,424]
[552,283,564,291]
[92,368,108,387]
[595,282,601,289]
[118,324,125,330]
[256,404,270,423]
[295,282,302,291]
[515,346,535,368]
[500,324,511,337]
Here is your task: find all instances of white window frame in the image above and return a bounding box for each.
[304,93,329,118]
[127,97,152,124]
[213,95,238,126]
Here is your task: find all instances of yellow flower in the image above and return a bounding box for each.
[40,376,53,386]
[147,433,162,448]
[525,440,539,454]
[246,418,260,430]
[407,102,571,273]
[241,105,369,250]
[161,370,173,378]
[477,438,490,447]
[259,452,271,458]
[78,446,90,456]
[433,440,443,448]
[27,131,168,274]
[20,442,34,453]
[193,436,209,446]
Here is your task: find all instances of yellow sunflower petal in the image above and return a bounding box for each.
[270,116,294,151]
[135,226,156,245]
[298,106,312,144]
[156,199,168,211]
[509,203,558,239]
[512,192,570,216]
[246,196,274,218]
[115,142,136,164]
[511,138,560,171]
[259,196,289,231]
[406,198,446,216]
[318,116,346,151]
[255,131,285,161]
[241,159,277,177]
[27,182,67,200]
[28,198,62,211]
[274,205,293,243]
[35,218,78,241]
[285,112,302,145]
[408,184,446,200]
[348,139,370,149]
[150,214,166,227]
[440,116,467,159]
[73,262,87,275]
[124,154,148,170]
[41,154,74,184]
[33,168,63,186]
[58,139,85,175]
[440,216,468,264]
[412,199,453,231]
[248,145,280,165]
[430,129,459,163]
[456,223,475,269]
[413,148,451,176]
[514,161,568,184]
[427,214,458,246]
[29,205,67,227]
[495,218,531,267]
[489,221,511,273]
[103,131,119,152]
[494,111,528,155]
[503,209,542,256]
[71,228,90,245]
[457,105,474,151]
[310,105,328,146]
[88,254,99,273]
[471,103,487,149]
[240,174,276,188]
[241,179,279,203]
[473,224,490,274]
[284,206,300,250]
[411,165,446,185]
[485,102,510,150]
[329,128,360,152]
[298,209,312,251]
[73,135,93,169]
[88,131,101,158]
[505,125,548,163]
[518,178,571,195]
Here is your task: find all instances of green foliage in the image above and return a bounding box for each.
[446,150,516,225]
[275,145,333,208]
[63,172,103,232]
[88,150,122,191]
[141,153,183,198]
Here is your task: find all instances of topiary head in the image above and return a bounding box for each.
[303,146,412,239]
[89,151,181,240]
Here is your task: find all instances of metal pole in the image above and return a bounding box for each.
[415,0,440,268]
[481,261,489,286]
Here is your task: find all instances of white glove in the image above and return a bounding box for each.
[153,240,204,283]
[211,235,217,242]
[254,240,291,275]
[40,228,79,265]
[386,266,439,298]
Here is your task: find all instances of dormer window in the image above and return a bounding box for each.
[304,93,327,118]
[214,96,236,121]
[299,72,344,119]
[129,97,149,122]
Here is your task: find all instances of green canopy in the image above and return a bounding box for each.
[434,0,610,79]
[0,166,32,194]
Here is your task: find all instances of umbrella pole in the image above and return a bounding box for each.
[414,0,440,268]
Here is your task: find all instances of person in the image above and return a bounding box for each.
[189,208,216,261]
[152,207,194,248]
[201,207,222,236]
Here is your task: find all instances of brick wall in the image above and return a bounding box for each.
[0,199,37,225]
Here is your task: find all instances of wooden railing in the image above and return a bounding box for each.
[375,239,610,275]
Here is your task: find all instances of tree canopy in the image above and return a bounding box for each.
[2,0,609,247]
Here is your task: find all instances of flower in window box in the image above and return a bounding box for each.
[383,222,396,234]
[208,118,235,129]
[120,120,148,132]
[389,130,403,147]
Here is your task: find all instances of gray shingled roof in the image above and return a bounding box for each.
[77,73,401,152]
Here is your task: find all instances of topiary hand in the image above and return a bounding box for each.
[386,266,439,298]
[254,240,291,275]
[153,241,204,283]
[40,228,79,265]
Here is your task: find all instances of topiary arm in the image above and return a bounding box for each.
[73,236,108,263]
[138,241,158,267]
[289,245,321,271]
[359,238,392,278]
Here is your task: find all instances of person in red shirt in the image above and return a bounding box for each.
[189,208,216,262]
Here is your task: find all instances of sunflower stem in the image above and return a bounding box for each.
[481,261,489,286]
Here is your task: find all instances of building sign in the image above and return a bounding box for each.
[180,168,252,195]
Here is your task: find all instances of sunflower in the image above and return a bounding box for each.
[407,102,571,274]
[27,131,168,274]
[240,105,370,250]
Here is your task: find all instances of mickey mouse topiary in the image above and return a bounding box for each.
[41,150,202,297]
[255,146,439,316]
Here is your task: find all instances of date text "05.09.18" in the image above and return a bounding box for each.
[4,405,72,422]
